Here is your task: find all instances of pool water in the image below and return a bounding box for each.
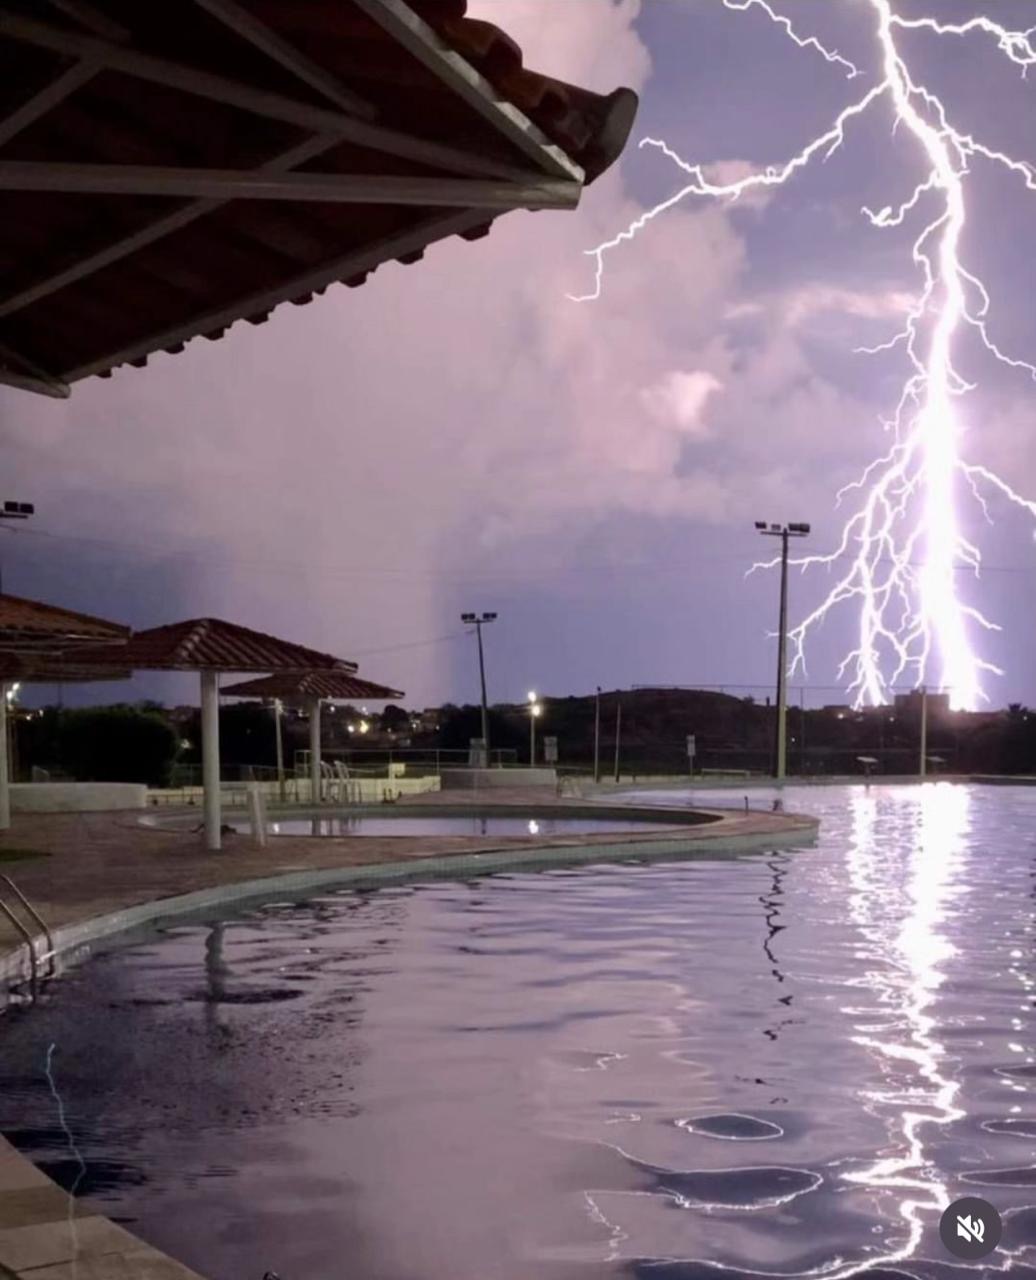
[0,783,1034,1279]
[245,812,693,837]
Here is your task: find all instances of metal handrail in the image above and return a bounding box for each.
[0,875,55,984]
[0,875,53,962]
[0,897,38,995]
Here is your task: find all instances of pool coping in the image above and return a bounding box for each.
[0,801,817,1280]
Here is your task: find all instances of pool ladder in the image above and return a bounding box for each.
[0,874,55,997]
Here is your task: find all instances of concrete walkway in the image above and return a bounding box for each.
[0,788,816,1280]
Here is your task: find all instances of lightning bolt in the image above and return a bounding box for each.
[45,1042,87,1280]
[574,0,1036,710]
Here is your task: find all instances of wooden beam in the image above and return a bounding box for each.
[193,0,375,120]
[0,60,98,147]
[0,13,557,183]
[0,160,580,210]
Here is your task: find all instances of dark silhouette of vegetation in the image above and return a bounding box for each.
[180,703,282,769]
[1001,704,1036,774]
[379,704,410,733]
[436,704,525,755]
[57,706,179,786]
[13,689,1036,783]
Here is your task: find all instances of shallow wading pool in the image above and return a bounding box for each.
[143,804,717,839]
[0,783,1033,1279]
[250,812,699,837]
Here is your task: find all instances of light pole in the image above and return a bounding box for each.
[0,500,34,595]
[919,685,928,778]
[593,686,602,783]
[461,611,496,765]
[754,520,810,781]
[613,698,622,784]
[527,691,541,764]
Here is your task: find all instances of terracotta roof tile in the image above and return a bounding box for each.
[76,617,357,673]
[224,670,404,701]
[0,592,129,653]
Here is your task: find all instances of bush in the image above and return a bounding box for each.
[179,703,278,769]
[57,706,180,787]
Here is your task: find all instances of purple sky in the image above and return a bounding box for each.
[4,0,1036,711]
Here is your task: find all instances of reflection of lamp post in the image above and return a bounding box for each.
[528,691,541,765]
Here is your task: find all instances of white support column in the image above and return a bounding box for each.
[200,670,221,852]
[0,683,9,831]
[309,696,322,805]
[274,698,285,803]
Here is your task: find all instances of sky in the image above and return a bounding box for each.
[3,0,1036,711]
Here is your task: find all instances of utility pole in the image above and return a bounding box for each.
[461,612,496,764]
[0,500,35,594]
[613,698,622,784]
[593,686,601,783]
[799,686,807,775]
[919,685,928,778]
[755,521,810,781]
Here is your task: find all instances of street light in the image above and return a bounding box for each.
[0,500,34,595]
[755,520,811,781]
[461,611,497,764]
[527,690,542,764]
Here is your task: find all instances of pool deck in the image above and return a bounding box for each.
[0,788,816,1280]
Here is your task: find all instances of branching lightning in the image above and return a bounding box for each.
[45,1042,87,1279]
[573,0,1036,710]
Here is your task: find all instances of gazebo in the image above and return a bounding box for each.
[223,668,404,802]
[76,617,355,850]
[0,593,129,828]
[0,0,638,397]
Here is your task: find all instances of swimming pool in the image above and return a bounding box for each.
[0,783,1033,1278]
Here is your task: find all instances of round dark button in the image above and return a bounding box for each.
[939,1196,1002,1260]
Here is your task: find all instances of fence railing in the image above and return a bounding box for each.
[555,743,960,781]
[294,747,520,776]
[154,740,960,806]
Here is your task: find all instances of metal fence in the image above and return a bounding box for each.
[157,749,525,807]
[156,733,957,809]
[295,747,520,776]
[555,742,959,781]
